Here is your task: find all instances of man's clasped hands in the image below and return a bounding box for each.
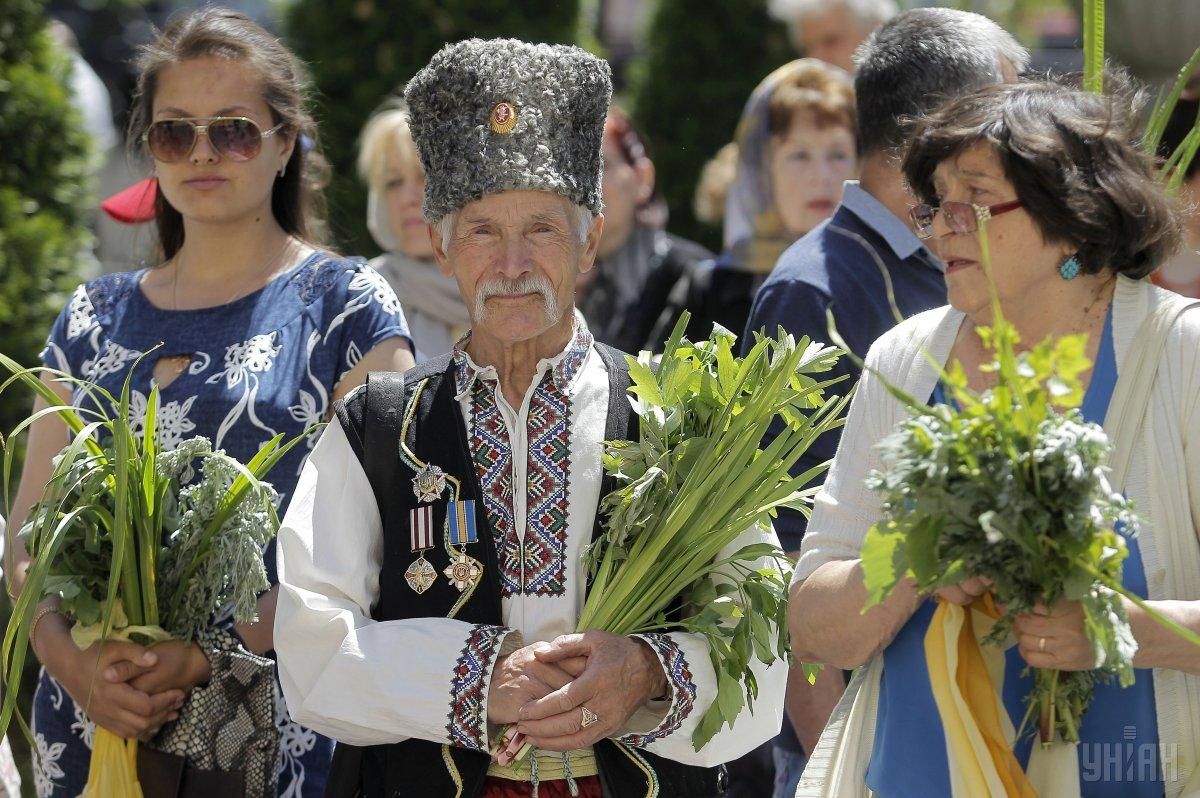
[487,630,670,765]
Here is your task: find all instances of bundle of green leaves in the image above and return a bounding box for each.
[0,355,310,737]
[578,315,848,748]
[859,321,1137,743]
[855,219,1200,745]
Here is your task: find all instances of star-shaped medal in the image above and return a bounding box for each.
[405,555,437,594]
[412,464,447,504]
[444,549,483,592]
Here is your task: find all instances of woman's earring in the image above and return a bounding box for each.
[1059,254,1081,281]
[278,163,287,178]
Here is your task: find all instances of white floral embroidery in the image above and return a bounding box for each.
[84,340,141,382]
[70,704,96,749]
[212,332,282,389]
[32,733,66,798]
[129,391,198,451]
[345,340,363,371]
[275,686,316,798]
[348,269,402,316]
[287,390,324,429]
[65,288,98,340]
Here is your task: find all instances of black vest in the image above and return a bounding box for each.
[326,344,727,798]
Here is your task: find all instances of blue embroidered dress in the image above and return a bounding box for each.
[31,252,410,798]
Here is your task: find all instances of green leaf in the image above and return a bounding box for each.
[860,521,906,608]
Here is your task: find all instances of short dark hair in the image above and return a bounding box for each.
[903,78,1184,280]
[854,8,1028,156]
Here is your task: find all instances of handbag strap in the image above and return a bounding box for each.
[1103,296,1200,491]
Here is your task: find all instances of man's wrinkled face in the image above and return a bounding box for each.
[432,191,602,346]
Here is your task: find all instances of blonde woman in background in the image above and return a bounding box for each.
[358,103,471,361]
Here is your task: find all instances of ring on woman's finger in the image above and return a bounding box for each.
[1038,636,1046,653]
[580,706,600,729]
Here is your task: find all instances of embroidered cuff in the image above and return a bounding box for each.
[446,624,518,752]
[617,633,697,747]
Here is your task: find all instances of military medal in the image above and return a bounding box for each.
[412,464,447,504]
[444,500,483,591]
[406,506,437,594]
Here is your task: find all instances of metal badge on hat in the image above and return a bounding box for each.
[406,506,438,594]
[489,101,518,135]
[412,464,447,504]
[445,499,483,591]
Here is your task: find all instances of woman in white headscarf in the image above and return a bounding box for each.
[358,103,471,362]
[656,58,858,343]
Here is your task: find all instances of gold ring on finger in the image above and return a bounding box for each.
[580,705,600,729]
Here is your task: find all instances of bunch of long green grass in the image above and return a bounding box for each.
[576,315,848,748]
[0,352,310,778]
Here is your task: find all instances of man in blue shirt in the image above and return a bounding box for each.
[742,9,1029,797]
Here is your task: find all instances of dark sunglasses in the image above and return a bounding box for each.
[142,116,286,163]
[910,199,1023,240]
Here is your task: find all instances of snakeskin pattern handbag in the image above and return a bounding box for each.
[139,627,279,797]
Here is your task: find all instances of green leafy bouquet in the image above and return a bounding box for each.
[855,221,1200,746]
[577,317,848,747]
[500,317,847,761]
[0,353,311,794]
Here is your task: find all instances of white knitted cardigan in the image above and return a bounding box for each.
[795,276,1200,796]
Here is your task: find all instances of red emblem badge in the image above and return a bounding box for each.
[489,101,517,134]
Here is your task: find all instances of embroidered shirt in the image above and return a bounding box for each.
[274,313,787,767]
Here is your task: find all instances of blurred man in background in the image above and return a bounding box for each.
[767,0,897,73]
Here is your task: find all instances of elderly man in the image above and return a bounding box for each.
[768,0,897,73]
[274,39,785,798]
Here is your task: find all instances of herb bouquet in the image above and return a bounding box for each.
[855,221,1200,767]
[0,354,310,796]
[502,316,848,761]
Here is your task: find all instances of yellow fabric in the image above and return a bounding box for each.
[82,727,143,796]
[924,596,1037,798]
[485,749,598,782]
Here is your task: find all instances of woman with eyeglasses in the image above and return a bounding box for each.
[6,9,414,797]
[790,78,1200,796]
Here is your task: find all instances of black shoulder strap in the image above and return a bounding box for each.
[362,371,405,521]
[359,354,454,517]
[594,342,635,445]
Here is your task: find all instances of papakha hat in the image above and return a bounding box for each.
[405,38,612,223]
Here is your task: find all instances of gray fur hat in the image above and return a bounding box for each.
[405,38,612,223]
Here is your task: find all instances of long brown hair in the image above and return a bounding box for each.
[126,7,330,261]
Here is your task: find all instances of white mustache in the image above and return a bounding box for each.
[474,275,559,322]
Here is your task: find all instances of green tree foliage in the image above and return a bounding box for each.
[286,0,580,256]
[630,0,792,250]
[0,0,94,445]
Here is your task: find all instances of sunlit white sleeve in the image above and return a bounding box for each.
[613,522,788,767]
[274,420,520,751]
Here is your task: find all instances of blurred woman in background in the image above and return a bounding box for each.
[655,58,857,343]
[357,103,470,361]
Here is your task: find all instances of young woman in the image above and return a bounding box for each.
[6,9,414,797]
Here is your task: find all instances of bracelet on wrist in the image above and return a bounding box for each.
[28,606,63,658]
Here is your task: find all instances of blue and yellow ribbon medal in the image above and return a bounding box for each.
[445,500,483,591]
